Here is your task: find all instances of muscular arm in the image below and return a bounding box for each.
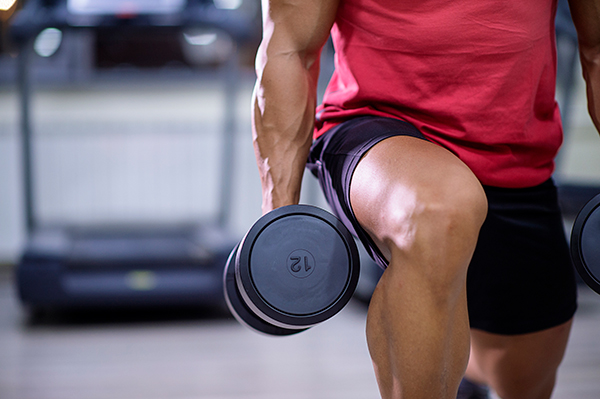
[568,0,600,132]
[252,0,339,214]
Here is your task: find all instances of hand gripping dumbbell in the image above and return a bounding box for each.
[223,205,360,335]
[571,192,600,295]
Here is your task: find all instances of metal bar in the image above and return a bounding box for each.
[17,39,36,235]
[217,45,239,228]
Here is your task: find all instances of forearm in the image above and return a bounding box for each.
[580,49,600,132]
[569,0,600,132]
[252,50,320,213]
[251,0,338,214]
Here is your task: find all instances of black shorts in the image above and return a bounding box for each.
[307,116,578,335]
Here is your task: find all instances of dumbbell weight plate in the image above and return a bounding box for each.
[225,204,360,335]
[571,193,600,295]
[236,205,359,329]
[224,244,305,336]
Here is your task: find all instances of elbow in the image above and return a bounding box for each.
[255,33,322,77]
[579,42,600,65]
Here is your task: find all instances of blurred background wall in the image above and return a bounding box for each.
[0,0,319,265]
[0,0,598,265]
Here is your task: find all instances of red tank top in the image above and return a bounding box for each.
[315,0,562,188]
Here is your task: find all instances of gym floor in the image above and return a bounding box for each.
[0,268,599,399]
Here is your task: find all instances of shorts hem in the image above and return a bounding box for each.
[469,303,578,335]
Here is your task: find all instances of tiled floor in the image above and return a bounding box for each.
[0,268,599,399]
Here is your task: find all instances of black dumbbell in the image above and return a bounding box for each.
[223,204,360,336]
[571,193,600,295]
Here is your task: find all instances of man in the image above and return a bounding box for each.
[251,0,600,398]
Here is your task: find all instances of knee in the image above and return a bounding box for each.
[486,344,562,399]
[383,178,487,265]
[373,179,487,295]
[492,370,557,399]
[414,184,487,243]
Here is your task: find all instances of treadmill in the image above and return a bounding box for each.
[10,0,258,311]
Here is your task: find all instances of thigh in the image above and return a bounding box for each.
[307,116,433,268]
[307,115,487,269]
[348,132,487,270]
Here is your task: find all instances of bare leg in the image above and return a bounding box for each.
[465,319,573,399]
[350,136,488,398]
